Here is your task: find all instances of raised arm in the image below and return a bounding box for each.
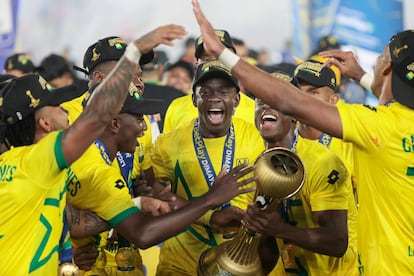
[191,0,343,138]
[61,25,187,165]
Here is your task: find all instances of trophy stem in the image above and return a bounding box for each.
[222,227,260,266]
[197,226,264,276]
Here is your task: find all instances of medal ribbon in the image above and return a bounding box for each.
[289,128,299,153]
[192,119,235,208]
[94,140,112,165]
[58,213,72,263]
[116,152,134,194]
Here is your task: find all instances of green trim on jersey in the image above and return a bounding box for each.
[44,198,59,207]
[29,214,59,272]
[174,161,194,200]
[54,131,68,170]
[187,225,217,247]
[108,206,140,227]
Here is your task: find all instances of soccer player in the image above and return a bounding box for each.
[192,1,414,273]
[294,57,358,207]
[152,60,265,275]
[0,24,187,275]
[67,36,172,275]
[250,71,357,275]
[162,29,255,133]
[66,36,258,275]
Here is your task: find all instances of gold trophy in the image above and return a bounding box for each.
[58,262,80,276]
[197,147,305,276]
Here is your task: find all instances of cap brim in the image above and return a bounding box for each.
[392,70,414,108]
[293,56,304,64]
[73,65,89,75]
[123,98,165,115]
[46,84,85,107]
[139,51,155,65]
[295,70,337,92]
[193,71,239,92]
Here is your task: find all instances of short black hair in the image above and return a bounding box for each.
[36,54,73,81]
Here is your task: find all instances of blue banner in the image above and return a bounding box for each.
[0,0,19,70]
[292,0,311,58]
[292,0,403,57]
[333,0,403,53]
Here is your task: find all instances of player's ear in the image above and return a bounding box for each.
[233,91,240,108]
[110,117,121,134]
[329,93,340,104]
[37,116,53,132]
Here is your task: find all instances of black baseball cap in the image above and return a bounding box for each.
[0,74,82,125]
[83,83,165,116]
[192,60,239,92]
[4,53,35,73]
[270,71,299,88]
[194,29,236,59]
[294,59,338,92]
[388,30,414,109]
[120,92,164,116]
[75,36,155,74]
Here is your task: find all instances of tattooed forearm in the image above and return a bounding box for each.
[82,57,137,125]
[66,203,81,226]
[67,205,111,239]
[83,211,111,236]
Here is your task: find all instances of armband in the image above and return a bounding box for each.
[124,43,141,63]
[359,73,373,91]
[132,196,142,210]
[218,48,240,70]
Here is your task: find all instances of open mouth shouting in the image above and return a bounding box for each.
[260,113,278,130]
[208,107,225,124]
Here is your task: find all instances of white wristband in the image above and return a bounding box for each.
[124,43,141,63]
[218,48,240,71]
[359,73,373,92]
[132,196,142,210]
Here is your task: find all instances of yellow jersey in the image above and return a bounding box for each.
[0,131,68,275]
[337,101,414,274]
[152,117,264,275]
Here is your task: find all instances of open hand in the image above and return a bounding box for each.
[207,163,258,207]
[134,24,187,54]
[192,0,225,57]
[319,49,366,82]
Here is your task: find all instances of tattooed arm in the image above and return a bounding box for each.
[60,25,187,165]
[66,204,110,239]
